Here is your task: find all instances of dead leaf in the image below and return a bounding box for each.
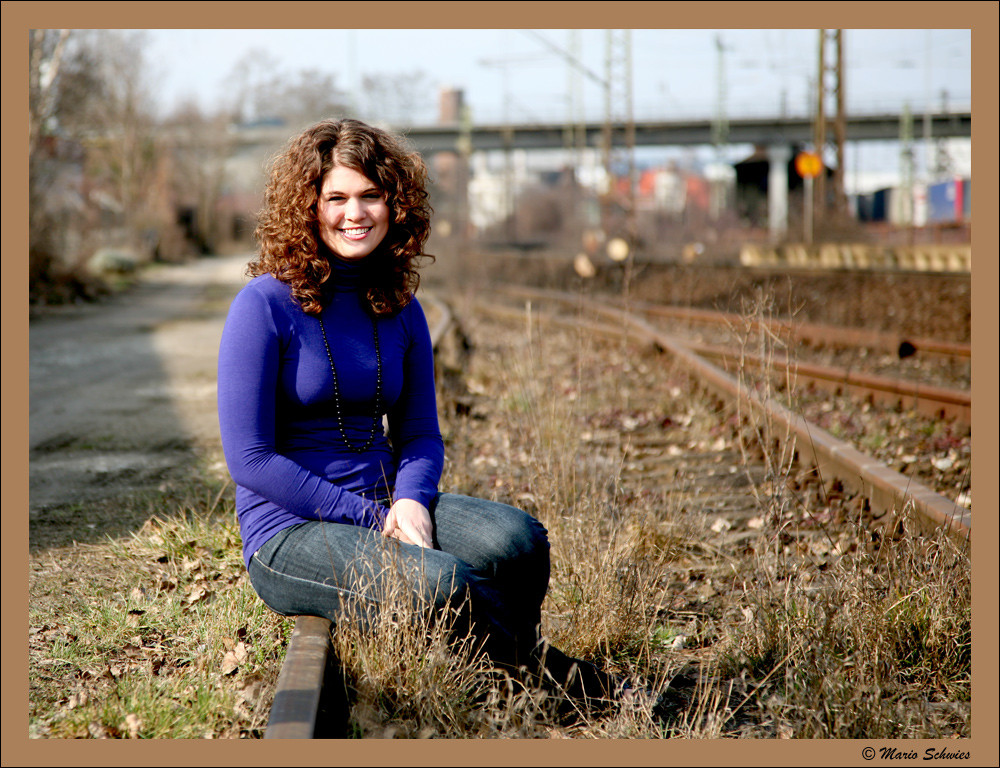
[67,691,89,709]
[931,455,954,472]
[88,720,118,739]
[710,517,732,533]
[124,713,142,738]
[122,644,143,660]
[221,651,239,675]
[160,579,178,593]
[234,641,249,663]
[239,679,263,707]
[185,584,209,604]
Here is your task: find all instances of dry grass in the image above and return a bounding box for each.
[28,489,291,739]
[727,514,971,738]
[433,291,971,739]
[27,287,972,739]
[326,539,562,738]
[713,287,971,738]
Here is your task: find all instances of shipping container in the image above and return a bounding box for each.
[855,192,874,221]
[872,188,891,223]
[926,177,967,223]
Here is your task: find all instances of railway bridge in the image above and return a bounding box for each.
[210,108,972,244]
[228,111,972,155]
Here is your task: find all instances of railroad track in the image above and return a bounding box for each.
[480,288,970,540]
[264,286,971,738]
[499,285,971,425]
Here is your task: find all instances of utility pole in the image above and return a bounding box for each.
[814,29,847,227]
[900,101,915,236]
[565,30,589,233]
[602,29,636,251]
[923,30,933,182]
[711,34,731,221]
[712,35,729,150]
[834,31,846,216]
[565,31,587,167]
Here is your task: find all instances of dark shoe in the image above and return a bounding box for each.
[529,641,620,712]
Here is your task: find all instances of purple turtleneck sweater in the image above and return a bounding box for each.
[217,259,444,566]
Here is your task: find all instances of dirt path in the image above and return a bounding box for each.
[29,254,251,552]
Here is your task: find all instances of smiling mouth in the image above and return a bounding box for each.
[340,227,372,239]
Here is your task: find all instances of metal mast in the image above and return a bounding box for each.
[814,29,847,223]
[900,102,915,230]
[602,29,636,247]
[565,30,588,232]
[711,34,731,220]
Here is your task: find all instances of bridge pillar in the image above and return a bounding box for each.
[767,144,791,241]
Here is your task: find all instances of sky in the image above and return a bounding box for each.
[142,28,971,126]
[136,28,973,189]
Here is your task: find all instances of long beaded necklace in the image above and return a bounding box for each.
[318,315,384,453]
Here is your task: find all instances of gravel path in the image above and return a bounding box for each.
[29,254,251,549]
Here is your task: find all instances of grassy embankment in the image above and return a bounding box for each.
[28,291,971,739]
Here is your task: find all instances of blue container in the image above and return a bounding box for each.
[927,179,958,223]
[870,188,890,222]
[855,193,874,222]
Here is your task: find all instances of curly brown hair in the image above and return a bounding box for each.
[249,118,433,316]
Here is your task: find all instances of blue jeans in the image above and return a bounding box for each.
[247,493,551,670]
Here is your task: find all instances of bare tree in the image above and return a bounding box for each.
[225,50,350,127]
[29,29,82,301]
[74,30,162,253]
[28,29,71,160]
[28,29,173,301]
[359,70,434,125]
[161,99,242,256]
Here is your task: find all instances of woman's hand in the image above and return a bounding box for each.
[382,498,434,548]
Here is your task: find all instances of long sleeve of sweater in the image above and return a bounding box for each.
[387,298,445,509]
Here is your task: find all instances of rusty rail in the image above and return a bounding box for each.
[690,341,971,426]
[483,291,972,545]
[503,286,971,359]
[500,286,970,426]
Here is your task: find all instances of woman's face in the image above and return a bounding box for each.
[316,164,390,262]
